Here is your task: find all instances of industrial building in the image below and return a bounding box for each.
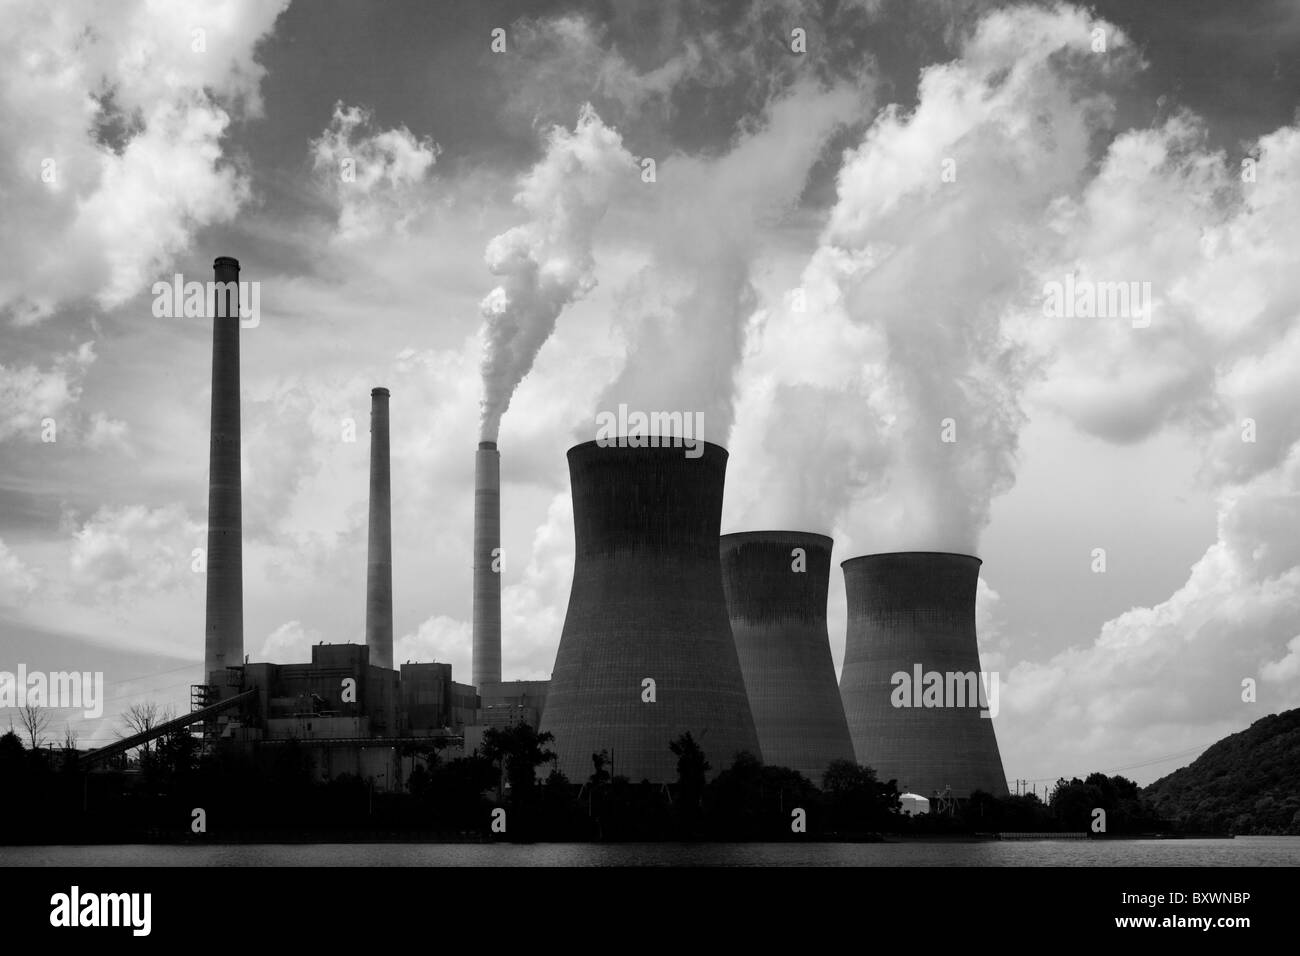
[838,552,1010,798]
[156,257,481,789]
[538,440,761,784]
[719,531,855,782]
[85,254,1013,809]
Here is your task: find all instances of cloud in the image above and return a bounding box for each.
[310,101,440,242]
[69,503,203,600]
[0,342,96,442]
[259,620,322,664]
[395,614,471,675]
[0,0,288,322]
[0,538,39,606]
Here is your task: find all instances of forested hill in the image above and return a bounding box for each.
[1143,709,1300,835]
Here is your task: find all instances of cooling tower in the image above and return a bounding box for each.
[472,441,501,688]
[839,552,1009,798]
[539,440,761,783]
[719,532,855,781]
[365,387,393,670]
[203,256,243,692]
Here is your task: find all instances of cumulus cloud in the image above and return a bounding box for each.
[478,104,636,441]
[0,0,288,322]
[0,342,96,442]
[259,620,322,664]
[0,538,39,606]
[69,503,203,600]
[395,614,471,675]
[310,101,440,242]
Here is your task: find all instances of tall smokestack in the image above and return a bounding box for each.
[366,387,393,670]
[719,531,855,781]
[839,552,1009,798]
[539,440,761,783]
[204,256,243,692]
[472,441,501,688]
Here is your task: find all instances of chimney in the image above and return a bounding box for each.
[366,387,393,670]
[538,440,761,783]
[719,531,855,781]
[839,552,1009,798]
[472,441,501,688]
[203,256,243,693]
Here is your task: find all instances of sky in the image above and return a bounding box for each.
[1,0,1298,789]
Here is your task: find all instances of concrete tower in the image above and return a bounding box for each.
[539,439,761,783]
[365,387,393,670]
[472,441,501,688]
[719,531,855,782]
[203,256,243,693]
[839,552,1009,798]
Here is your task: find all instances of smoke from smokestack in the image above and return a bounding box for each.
[472,441,501,687]
[366,387,393,670]
[204,256,243,692]
[478,105,635,443]
[729,13,1134,552]
[595,80,861,446]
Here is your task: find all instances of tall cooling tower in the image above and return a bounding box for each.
[204,256,243,692]
[719,532,855,781]
[365,387,393,670]
[472,441,501,688]
[839,552,1009,797]
[539,440,761,783]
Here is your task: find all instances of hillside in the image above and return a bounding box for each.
[1143,709,1300,835]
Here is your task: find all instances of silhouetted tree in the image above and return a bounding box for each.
[19,704,49,750]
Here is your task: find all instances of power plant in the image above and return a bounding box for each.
[719,531,855,782]
[87,253,1017,807]
[838,552,1009,798]
[538,440,761,783]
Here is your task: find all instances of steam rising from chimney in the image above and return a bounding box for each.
[477,104,634,442]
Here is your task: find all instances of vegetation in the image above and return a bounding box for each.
[1142,709,1300,835]
[7,709,1294,842]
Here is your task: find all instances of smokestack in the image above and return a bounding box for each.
[204,256,243,692]
[366,387,393,670]
[839,552,1009,798]
[719,531,855,781]
[539,440,761,783]
[472,441,501,688]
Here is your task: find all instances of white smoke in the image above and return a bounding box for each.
[732,4,1138,552]
[478,104,636,442]
[596,78,865,445]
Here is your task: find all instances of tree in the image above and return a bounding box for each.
[62,724,78,751]
[480,721,558,808]
[120,701,172,756]
[19,704,50,750]
[822,759,900,832]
